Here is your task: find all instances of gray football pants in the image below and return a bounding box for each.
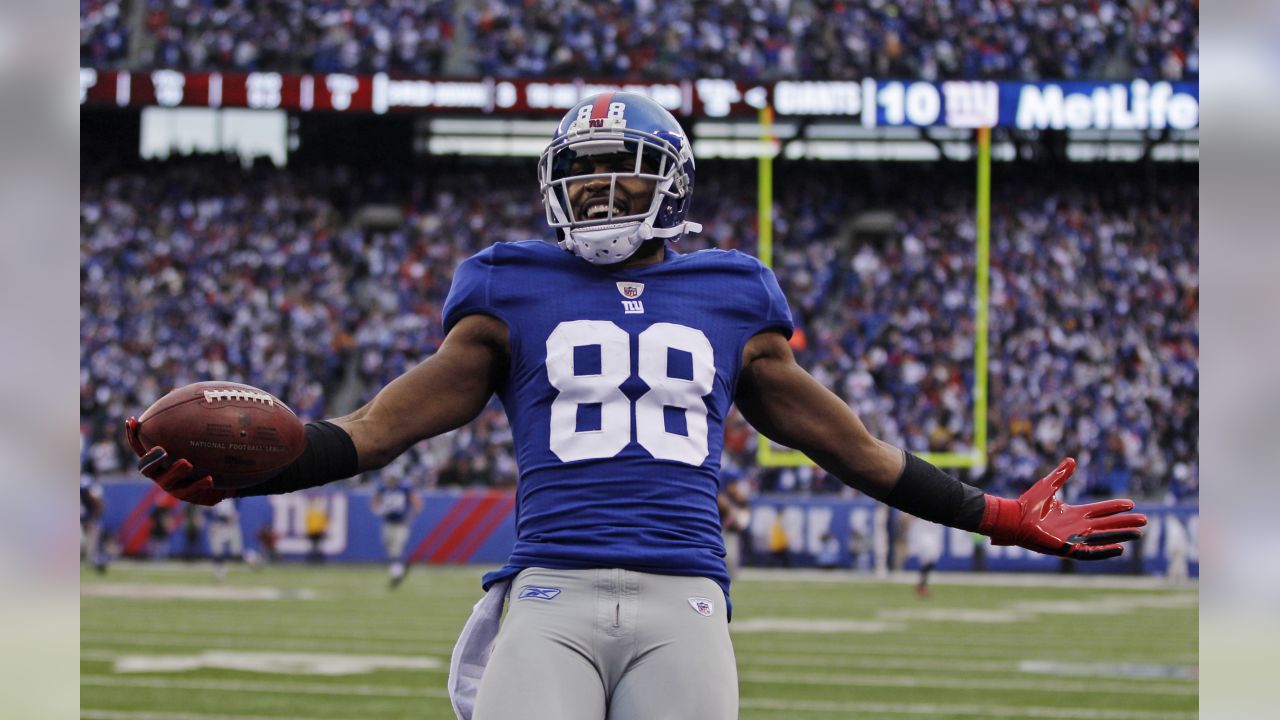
[472,567,738,720]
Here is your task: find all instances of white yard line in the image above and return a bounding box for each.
[81,606,458,628]
[83,712,328,720]
[80,675,449,699]
[108,650,444,675]
[739,568,1197,590]
[80,633,457,656]
[84,631,1188,666]
[740,697,1197,719]
[737,653,1196,680]
[82,675,1194,720]
[731,618,907,633]
[83,671,1192,703]
[83,648,1196,683]
[737,653,1021,672]
[81,585,317,601]
[731,634,1195,656]
[80,620,461,644]
[736,670,1197,696]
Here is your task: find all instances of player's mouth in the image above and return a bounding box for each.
[579,195,631,221]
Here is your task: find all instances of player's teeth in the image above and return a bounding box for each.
[583,199,628,219]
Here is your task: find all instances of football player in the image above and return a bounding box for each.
[906,513,946,598]
[207,498,256,580]
[125,92,1147,720]
[371,472,421,588]
[79,458,108,574]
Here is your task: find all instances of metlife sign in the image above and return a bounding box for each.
[81,70,1198,131]
[1011,80,1199,131]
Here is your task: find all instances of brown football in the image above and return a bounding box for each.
[135,381,306,489]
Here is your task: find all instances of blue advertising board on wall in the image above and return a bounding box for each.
[739,495,1198,577]
[97,482,1196,578]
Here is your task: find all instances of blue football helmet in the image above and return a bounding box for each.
[539,92,701,265]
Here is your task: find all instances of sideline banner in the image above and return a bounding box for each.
[96,482,1196,577]
[97,484,516,566]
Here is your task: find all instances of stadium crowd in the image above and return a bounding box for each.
[139,0,456,75]
[81,0,131,67]
[466,0,1198,81]
[82,0,1198,81]
[80,156,1197,503]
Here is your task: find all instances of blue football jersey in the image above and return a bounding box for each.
[442,241,793,603]
[374,483,415,523]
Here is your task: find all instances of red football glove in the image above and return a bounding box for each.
[124,416,235,507]
[979,458,1147,560]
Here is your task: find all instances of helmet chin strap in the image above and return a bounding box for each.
[563,221,645,265]
[565,220,705,265]
[637,221,703,240]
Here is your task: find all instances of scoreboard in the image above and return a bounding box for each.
[81,69,1199,131]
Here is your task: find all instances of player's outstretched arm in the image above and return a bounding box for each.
[735,331,1146,560]
[735,331,905,497]
[332,313,509,471]
[124,314,509,504]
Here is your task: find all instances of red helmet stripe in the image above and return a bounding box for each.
[591,92,615,120]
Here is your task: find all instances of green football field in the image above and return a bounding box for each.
[81,563,1197,719]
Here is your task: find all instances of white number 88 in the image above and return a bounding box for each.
[545,320,714,465]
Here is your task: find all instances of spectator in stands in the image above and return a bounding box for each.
[81,0,129,67]
[137,0,455,75]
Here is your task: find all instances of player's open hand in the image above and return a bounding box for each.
[124,416,234,506]
[980,458,1147,560]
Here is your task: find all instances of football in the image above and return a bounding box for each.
[135,381,306,489]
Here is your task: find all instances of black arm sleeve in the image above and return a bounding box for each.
[882,451,988,531]
[237,420,360,497]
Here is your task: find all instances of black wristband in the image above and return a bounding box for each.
[883,451,987,531]
[237,420,360,496]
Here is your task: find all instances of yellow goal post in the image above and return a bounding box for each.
[753,112,991,471]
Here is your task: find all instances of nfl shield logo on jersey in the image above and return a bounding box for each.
[617,282,645,314]
[688,596,714,617]
[616,282,645,299]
